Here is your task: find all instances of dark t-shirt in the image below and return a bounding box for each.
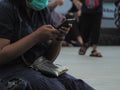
[81,0,103,13]
[0,0,55,66]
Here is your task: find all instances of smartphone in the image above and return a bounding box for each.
[56,18,75,29]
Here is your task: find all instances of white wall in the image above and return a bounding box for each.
[55,0,72,14]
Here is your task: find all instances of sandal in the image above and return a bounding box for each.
[90,50,102,57]
[79,44,89,55]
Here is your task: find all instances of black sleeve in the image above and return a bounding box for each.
[0,1,15,40]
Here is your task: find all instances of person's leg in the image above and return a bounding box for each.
[15,67,66,90]
[90,12,102,57]
[77,35,83,46]
[79,13,92,44]
[72,20,83,46]
[65,18,82,46]
[0,65,66,90]
[0,81,6,90]
[78,13,92,55]
[58,73,95,90]
[16,67,95,90]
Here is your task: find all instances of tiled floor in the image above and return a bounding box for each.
[55,46,120,90]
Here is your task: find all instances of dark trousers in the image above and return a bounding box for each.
[0,64,95,90]
[79,12,102,45]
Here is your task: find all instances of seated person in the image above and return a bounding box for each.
[64,0,83,46]
[0,0,94,90]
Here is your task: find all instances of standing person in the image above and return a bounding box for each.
[64,0,83,46]
[48,0,65,26]
[78,0,103,57]
[0,0,95,90]
[48,0,70,46]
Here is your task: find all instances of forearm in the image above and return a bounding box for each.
[73,0,80,2]
[0,30,44,64]
[72,0,82,10]
[48,2,58,10]
[44,40,62,63]
[72,0,78,3]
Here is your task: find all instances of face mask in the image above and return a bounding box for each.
[26,0,48,11]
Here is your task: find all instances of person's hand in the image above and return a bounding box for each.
[56,24,72,41]
[73,0,82,10]
[75,10,81,17]
[37,25,59,42]
[55,0,64,6]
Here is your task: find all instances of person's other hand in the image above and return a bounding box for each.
[75,10,81,17]
[73,0,82,10]
[56,24,72,41]
[55,0,64,6]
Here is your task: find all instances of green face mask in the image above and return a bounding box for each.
[26,0,48,11]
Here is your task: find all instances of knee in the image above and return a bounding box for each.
[0,78,32,90]
[22,74,49,90]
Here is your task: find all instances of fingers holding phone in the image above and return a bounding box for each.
[55,18,73,41]
[56,18,74,29]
